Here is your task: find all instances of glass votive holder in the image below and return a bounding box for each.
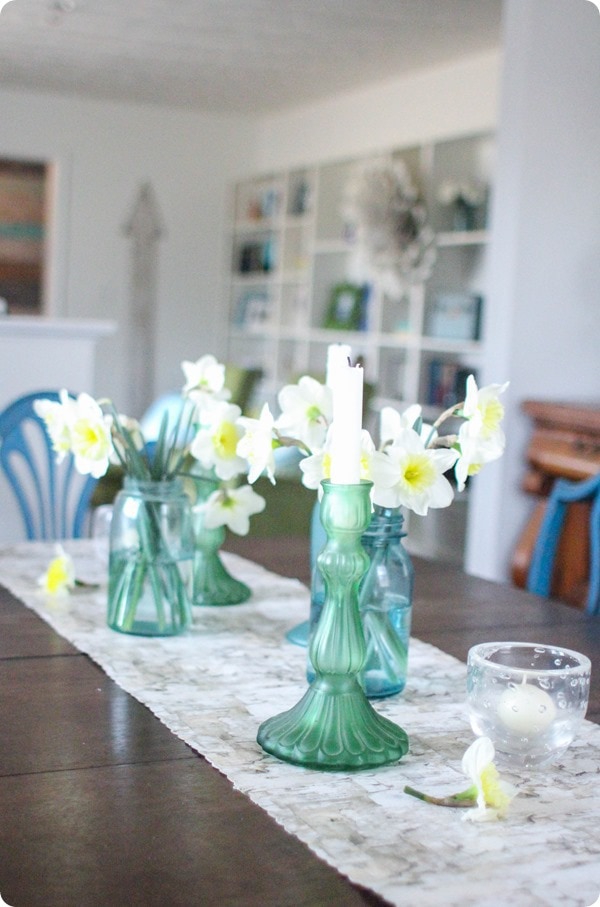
[467,642,591,769]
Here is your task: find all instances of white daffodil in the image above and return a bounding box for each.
[454,412,505,492]
[38,544,75,597]
[275,376,332,452]
[460,736,518,822]
[203,484,266,535]
[68,392,114,478]
[299,428,374,491]
[299,449,328,490]
[369,427,457,515]
[109,413,145,465]
[379,403,423,447]
[237,403,277,484]
[404,736,517,822]
[462,374,509,444]
[189,401,246,480]
[34,389,76,461]
[181,355,230,406]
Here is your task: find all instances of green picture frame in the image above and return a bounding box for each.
[323,282,364,331]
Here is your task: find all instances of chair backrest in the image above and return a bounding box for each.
[0,390,97,540]
[527,472,600,615]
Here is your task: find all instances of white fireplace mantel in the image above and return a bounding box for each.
[0,315,117,542]
[0,315,117,409]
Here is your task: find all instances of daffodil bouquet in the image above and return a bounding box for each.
[34,357,266,632]
[34,355,266,536]
[234,372,508,515]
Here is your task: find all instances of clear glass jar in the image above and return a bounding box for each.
[107,477,194,636]
[308,505,413,698]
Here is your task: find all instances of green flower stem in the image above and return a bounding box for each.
[74,579,100,589]
[362,610,408,683]
[112,557,137,628]
[135,502,167,631]
[404,784,477,808]
[358,544,408,685]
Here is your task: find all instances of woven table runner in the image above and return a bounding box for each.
[2,540,600,907]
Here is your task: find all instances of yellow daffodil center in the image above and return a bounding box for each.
[44,557,71,594]
[322,451,332,479]
[479,398,504,437]
[359,451,371,479]
[305,404,322,423]
[402,454,436,492]
[480,763,511,810]
[72,421,109,457]
[212,421,238,459]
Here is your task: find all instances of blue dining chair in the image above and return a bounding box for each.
[527,472,600,615]
[0,390,98,540]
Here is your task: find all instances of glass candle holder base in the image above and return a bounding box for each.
[257,675,408,771]
[192,550,251,607]
[191,504,251,607]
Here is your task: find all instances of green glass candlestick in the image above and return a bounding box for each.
[257,480,409,770]
[190,471,251,607]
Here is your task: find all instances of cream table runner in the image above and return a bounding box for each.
[2,540,600,907]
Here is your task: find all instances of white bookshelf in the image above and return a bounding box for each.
[226,133,494,423]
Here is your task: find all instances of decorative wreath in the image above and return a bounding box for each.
[345,159,436,296]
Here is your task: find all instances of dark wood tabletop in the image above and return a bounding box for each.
[0,535,597,907]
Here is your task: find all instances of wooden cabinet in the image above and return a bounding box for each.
[226,133,494,425]
[512,399,600,607]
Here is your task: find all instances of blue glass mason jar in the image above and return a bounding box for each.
[308,505,414,698]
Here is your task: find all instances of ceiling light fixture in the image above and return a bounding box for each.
[0,1,14,13]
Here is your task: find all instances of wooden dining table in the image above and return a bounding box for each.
[0,534,598,907]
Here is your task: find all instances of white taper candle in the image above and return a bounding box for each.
[329,361,363,484]
[326,343,352,387]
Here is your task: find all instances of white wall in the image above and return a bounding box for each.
[255,50,501,171]
[0,88,257,414]
[466,0,600,581]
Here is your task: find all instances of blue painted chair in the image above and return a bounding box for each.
[0,390,97,540]
[527,472,600,615]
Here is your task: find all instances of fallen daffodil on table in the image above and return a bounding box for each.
[38,544,75,597]
[404,737,518,822]
[38,544,100,597]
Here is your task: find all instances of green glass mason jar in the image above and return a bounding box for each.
[107,477,194,636]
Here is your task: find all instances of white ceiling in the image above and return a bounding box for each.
[0,0,504,114]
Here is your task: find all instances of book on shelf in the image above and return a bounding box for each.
[237,237,277,274]
[234,289,271,329]
[426,360,477,408]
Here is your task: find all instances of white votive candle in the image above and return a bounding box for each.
[329,362,363,485]
[497,679,557,735]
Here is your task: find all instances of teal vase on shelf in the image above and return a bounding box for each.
[257,480,409,771]
[190,472,251,607]
[107,477,194,636]
[308,505,413,698]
